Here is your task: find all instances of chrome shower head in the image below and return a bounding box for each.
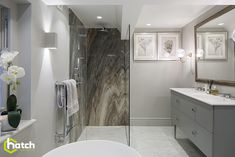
[99,26,108,32]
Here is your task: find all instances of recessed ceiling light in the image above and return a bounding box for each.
[146,23,151,26]
[218,23,224,26]
[97,16,103,19]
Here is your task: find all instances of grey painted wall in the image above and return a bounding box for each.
[0,1,72,157]
[130,28,194,126]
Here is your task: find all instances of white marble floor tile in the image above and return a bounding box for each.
[78,126,205,157]
[78,126,128,145]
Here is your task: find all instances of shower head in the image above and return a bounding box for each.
[99,26,108,32]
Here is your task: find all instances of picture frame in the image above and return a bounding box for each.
[197,33,203,49]
[134,33,157,60]
[157,33,180,60]
[204,32,227,60]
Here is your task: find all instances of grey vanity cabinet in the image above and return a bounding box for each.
[171,90,235,157]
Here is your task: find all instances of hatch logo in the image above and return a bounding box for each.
[3,138,35,154]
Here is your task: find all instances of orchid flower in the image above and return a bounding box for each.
[0,50,19,70]
[0,50,25,90]
[0,72,16,84]
[8,66,25,79]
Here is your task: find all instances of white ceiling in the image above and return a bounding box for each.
[136,5,212,28]
[41,0,235,39]
[70,5,122,31]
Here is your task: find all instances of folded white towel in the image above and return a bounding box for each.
[63,79,79,117]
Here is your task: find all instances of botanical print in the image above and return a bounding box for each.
[205,33,227,60]
[164,40,173,53]
[134,33,157,60]
[158,33,180,60]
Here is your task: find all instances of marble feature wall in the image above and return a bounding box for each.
[69,10,129,129]
[69,10,87,142]
[86,29,129,126]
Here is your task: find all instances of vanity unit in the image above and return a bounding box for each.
[171,88,235,157]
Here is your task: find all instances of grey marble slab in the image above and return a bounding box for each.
[86,29,129,126]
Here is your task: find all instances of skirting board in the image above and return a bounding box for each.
[130,117,172,126]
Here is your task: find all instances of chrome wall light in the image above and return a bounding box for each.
[44,32,57,50]
[176,49,192,63]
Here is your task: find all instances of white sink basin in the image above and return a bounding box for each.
[171,88,235,106]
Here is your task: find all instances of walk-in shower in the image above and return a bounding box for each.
[69,9,130,145]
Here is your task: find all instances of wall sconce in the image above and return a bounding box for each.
[196,49,204,60]
[44,32,57,49]
[176,49,192,63]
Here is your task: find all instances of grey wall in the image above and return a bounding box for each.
[130,28,194,126]
[17,4,32,120]
[0,0,72,157]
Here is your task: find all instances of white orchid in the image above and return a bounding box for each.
[8,66,25,79]
[0,50,19,70]
[0,72,16,84]
[0,50,25,94]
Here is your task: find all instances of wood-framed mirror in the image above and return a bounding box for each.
[195,5,235,86]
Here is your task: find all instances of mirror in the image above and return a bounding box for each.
[195,6,235,86]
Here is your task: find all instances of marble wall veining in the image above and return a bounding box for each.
[86,29,129,126]
[69,9,129,129]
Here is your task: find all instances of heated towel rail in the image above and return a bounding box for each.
[55,81,83,143]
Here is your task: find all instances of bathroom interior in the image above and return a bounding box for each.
[0,0,235,157]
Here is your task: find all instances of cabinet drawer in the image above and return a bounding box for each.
[172,108,180,126]
[179,114,213,157]
[195,103,213,132]
[180,98,196,121]
[178,113,194,142]
[193,123,213,157]
[171,94,181,110]
[172,94,196,121]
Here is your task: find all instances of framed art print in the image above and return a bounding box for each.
[204,32,227,60]
[134,33,157,60]
[157,33,180,60]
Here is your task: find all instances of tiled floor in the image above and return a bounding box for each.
[78,126,128,144]
[78,126,205,157]
[131,126,205,157]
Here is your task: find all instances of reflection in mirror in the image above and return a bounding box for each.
[195,6,235,85]
[0,5,9,110]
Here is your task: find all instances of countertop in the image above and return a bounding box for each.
[0,119,36,144]
[170,88,235,106]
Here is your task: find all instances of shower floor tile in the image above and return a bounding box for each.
[78,126,128,144]
[78,126,205,157]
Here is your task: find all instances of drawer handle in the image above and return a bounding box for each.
[192,130,197,136]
